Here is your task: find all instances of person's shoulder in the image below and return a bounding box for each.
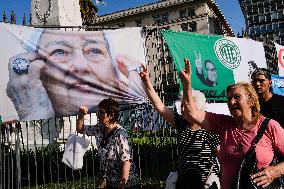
[263,117,284,132]
[200,128,219,138]
[206,112,232,120]
[174,112,183,120]
[272,94,284,101]
[116,125,129,138]
[174,112,187,128]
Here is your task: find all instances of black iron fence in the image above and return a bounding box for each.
[0,10,280,188]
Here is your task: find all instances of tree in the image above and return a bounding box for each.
[79,0,98,25]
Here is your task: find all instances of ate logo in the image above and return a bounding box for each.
[214,38,241,70]
[278,49,284,69]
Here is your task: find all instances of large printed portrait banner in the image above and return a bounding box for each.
[275,43,284,76]
[161,30,267,101]
[0,23,147,122]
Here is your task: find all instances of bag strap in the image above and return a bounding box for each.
[204,163,215,184]
[254,118,270,145]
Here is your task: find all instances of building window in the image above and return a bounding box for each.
[259,15,265,23]
[179,9,196,19]
[135,19,142,27]
[267,24,272,33]
[264,6,270,13]
[118,23,125,28]
[278,10,283,19]
[249,27,255,35]
[181,22,197,32]
[153,15,162,24]
[153,13,169,24]
[180,10,187,19]
[161,13,169,22]
[271,12,278,21]
[247,5,253,14]
[258,6,264,14]
[265,14,271,23]
[273,23,279,30]
[188,9,196,17]
[253,15,258,23]
[260,25,266,33]
[255,26,260,34]
[279,22,284,30]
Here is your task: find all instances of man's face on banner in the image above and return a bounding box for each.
[38,31,116,116]
[205,61,217,83]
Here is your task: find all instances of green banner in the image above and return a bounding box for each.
[161,30,235,101]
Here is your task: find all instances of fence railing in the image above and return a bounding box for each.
[0,11,280,188]
[0,104,178,189]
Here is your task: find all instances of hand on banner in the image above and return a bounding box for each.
[139,63,149,80]
[6,53,55,121]
[116,54,144,92]
[79,106,88,116]
[194,51,202,74]
[180,58,205,125]
[180,58,192,89]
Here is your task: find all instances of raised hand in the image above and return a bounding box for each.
[116,54,142,79]
[180,58,206,125]
[180,58,192,89]
[6,53,54,121]
[116,54,146,95]
[139,64,149,80]
[194,51,202,74]
[79,106,88,115]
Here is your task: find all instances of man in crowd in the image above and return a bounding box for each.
[251,68,284,127]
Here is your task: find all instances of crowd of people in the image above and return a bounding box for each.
[73,55,284,189]
[8,28,283,189]
[3,23,284,189]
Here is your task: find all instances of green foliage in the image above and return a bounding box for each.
[3,130,177,189]
[79,0,98,25]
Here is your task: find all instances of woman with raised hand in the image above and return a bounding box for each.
[139,64,220,189]
[180,58,284,189]
[76,97,139,189]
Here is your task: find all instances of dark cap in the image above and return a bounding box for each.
[251,68,271,80]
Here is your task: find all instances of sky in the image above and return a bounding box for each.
[0,0,245,34]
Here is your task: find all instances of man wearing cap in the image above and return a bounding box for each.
[251,68,284,127]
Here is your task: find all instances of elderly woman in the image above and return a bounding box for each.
[76,97,139,189]
[180,58,284,189]
[139,64,220,189]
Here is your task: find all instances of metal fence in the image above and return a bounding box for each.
[0,22,181,189]
[0,105,178,189]
[0,12,280,188]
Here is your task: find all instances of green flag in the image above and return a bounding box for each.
[161,30,267,101]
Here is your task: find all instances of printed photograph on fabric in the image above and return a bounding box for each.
[247,60,258,81]
[195,52,218,87]
[3,25,146,121]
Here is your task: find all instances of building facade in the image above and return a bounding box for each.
[93,0,234,104]
[239,0,284,45]
[94,0,233,35]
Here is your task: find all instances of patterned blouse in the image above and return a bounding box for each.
[84,124,139,187]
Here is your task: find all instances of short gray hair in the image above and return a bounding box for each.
[176,90,206,114]
[192,90,206,110]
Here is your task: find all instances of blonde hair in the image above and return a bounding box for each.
[226,82,260,118]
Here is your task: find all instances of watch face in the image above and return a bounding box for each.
[12,58,30,75]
